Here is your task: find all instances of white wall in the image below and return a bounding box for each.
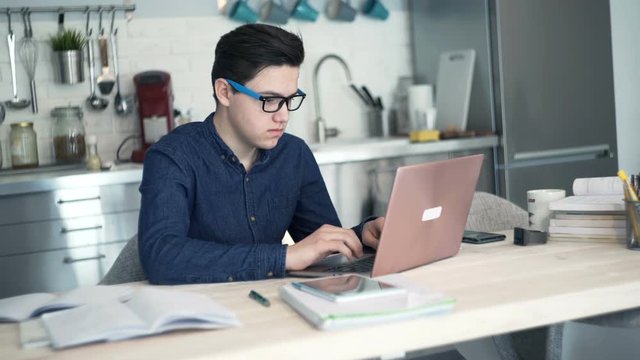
[0,0,412,167]
[611,0,640,174]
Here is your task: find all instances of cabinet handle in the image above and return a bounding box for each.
[60,225,104,234]
[63,254,106,264]
[57,196,101,204]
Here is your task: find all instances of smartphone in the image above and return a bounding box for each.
[291,274,407,302]
[462,230,506,244]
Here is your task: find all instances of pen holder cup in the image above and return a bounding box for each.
[367,109,384,138]
[625,201,640,250]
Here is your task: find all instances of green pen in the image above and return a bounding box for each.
[248,290,271,307]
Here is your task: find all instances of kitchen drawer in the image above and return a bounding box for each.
[0,241,127,298]
[0,211,138,256]
[0,182,140,226]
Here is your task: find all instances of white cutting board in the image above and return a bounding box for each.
[434,49,476,132]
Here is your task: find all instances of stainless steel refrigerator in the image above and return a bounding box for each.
[409,0,618,209]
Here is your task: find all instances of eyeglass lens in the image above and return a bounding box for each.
[263,95,305,113]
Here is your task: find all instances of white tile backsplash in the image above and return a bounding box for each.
[0,8,412,168]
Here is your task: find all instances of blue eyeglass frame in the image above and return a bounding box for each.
[225,79,306,113]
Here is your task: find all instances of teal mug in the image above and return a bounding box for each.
[326,0,356,22]
[260,0,289,24]
[291,0,319,22]
[229,0,258,23]
[362,0,389,20]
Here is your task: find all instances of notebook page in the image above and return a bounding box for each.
[0,293,55,322]
[125,288,240,333]
[42,302,147,349]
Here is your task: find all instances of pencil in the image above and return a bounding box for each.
[618,170,639,201]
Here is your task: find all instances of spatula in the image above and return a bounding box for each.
[96,9,115,95]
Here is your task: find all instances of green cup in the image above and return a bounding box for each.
[362,0,389,20]
[229,0,258,23]
[291,0,319,22]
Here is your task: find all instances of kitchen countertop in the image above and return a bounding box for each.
[310,135,498,165]
[0,136,498,196]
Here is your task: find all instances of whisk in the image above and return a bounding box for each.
[19,10,38,114]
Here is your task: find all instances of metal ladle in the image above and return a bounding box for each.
[110,12,133,116]
[4,10,30,110]
[84,10,108,111]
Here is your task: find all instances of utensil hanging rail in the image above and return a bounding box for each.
[0,4,135,15]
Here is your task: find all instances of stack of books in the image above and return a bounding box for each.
[548,177,626,242]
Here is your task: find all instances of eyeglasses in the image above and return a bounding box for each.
[226,79,306,113]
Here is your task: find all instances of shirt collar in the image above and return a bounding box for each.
[204,112,272,165]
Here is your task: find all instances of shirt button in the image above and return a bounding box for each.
[250,216,256,222]
[245,177,249,182]
[231,156,237,162]
[227,276,234,282]
[220,155,225,160]
[267,271,274,277]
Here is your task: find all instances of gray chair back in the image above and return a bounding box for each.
[99,234,146,285]
[466,191,528,232]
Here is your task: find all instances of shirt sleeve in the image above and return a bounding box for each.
[287,145,342,241]
[138,145,287,285]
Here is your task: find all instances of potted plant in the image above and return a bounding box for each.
[50,29,87,84]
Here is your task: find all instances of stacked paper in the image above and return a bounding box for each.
[548,177,625,242]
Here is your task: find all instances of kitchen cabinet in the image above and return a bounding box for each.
[0,166,141,298]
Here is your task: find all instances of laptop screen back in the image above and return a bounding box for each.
[371,154,483,277]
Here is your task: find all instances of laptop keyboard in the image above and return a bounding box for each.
[327,256,375,273]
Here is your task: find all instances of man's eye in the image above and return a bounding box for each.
[264,98,281,103]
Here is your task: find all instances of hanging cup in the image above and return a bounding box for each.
[326,0,357,22]
[291,0,319,22]
[362,0,389,20]
[229,0,258,23]
[260,0,289,24]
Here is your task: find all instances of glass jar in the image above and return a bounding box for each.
[85,135,102,171]
[51,106,86,164]
[10,122,39,169]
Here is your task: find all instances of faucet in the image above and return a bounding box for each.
[313,54,352,143]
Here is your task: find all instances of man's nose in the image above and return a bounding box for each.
[273,103,289,123]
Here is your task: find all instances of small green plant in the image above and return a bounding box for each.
[49,29,87,51]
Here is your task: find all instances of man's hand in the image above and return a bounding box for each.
[362,217,385,250]
[285,225,363,271]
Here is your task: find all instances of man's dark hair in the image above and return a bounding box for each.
[211,24,305,102]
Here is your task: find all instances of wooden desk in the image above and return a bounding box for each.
[2,232,640,360]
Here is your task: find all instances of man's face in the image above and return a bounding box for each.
[226,65,300,150]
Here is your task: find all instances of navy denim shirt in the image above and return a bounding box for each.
[138,113,368,284]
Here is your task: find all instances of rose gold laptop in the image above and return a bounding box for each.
[288,154,483,278]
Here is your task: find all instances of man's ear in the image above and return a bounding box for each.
[214,78,233,107]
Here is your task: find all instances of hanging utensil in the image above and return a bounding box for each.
[19,9,38,114]
[110,12,133,116]
[57,8,65,34]
[4,9,30,110]
[85,9,108,111]
[96,8,115,95]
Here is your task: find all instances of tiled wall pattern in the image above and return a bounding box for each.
[0,5,412,167]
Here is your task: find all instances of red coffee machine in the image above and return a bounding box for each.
[131,71,174,163]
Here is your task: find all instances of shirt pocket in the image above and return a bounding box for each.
[269,194,299,211]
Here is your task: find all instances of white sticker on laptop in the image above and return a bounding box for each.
[421,206,442,222]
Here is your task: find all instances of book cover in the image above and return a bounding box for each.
[280,274,455,330]
[553,213,625,220]
[548,225,625,237]
[549,218,626,228]
[548,233,625,243]
[548,195,624,212]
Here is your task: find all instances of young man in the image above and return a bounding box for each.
[138,24,384,284]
